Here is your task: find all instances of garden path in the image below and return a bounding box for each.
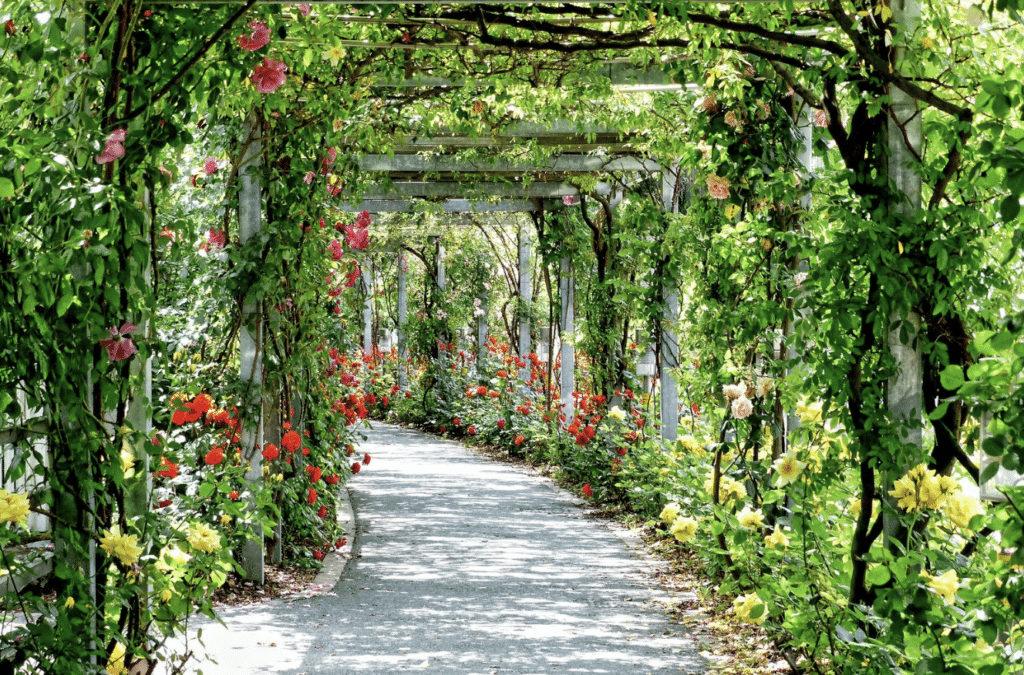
[183,422,707,674]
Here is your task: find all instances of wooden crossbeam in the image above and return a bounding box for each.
[345,181,611,198]
[358,154,659,174]
[338,198,538,213]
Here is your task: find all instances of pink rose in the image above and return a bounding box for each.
[731,395,753,420]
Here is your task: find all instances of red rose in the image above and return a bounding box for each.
[351,462,361,474]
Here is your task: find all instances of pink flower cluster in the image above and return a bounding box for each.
[706,174,731,200]
[343,210,371,251]
[236,20,270,52]
[345,262,360,288]
[328,239,344,261]
[100,322,138,362]
[252,57,286,94]
[95,129,127,165]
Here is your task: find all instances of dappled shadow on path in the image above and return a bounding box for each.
[187,423,706,675]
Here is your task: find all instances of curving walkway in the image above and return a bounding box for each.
[184,422,706,674]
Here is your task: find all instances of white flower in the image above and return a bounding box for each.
[607,406,627,422]
[722,383,746,399]
[755,377,773,399]
[793,272,808,288]
[473,308,485,317]
[473,298,482,307]
[731,395,753,420]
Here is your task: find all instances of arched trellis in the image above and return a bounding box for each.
[6,0,995,669]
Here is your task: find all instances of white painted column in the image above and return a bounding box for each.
[126,189,153,520]
[238,111,264,584]
[559,255,575,423]
[518,225,532,381]
[435,237,446,293]
[397,251,408,388]
[883,0,924,549]
[362,268,373,354]
[659,168,680,441]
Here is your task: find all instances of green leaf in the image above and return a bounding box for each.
[981,461,1001,484]
[939,364,965,391]
[866,565,891,585]
[0,177,13,198]
[928,400,951,421]
[56,292,74,317]
[1001,195,1021,223]
[991,331,1015,351]
[198,482,215,498]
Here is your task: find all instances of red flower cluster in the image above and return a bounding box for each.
[282,430,302,453]
[324,473,340,485]
[328,239,343,261]
[351,462,361,474]
[155,457,178,479]
[582,483,593,498]
[497,419,506,430]
[306,465,322,483]
[363,453,371,465]
[205,446,224,465]
[307,487,317,504]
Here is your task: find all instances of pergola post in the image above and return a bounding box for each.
[476,263,488,372]
[518,224,532,381]
[362,267,373,354]
[883,0,924,549]
[238,111,264,584]
[659,168,680,441]
[784,108,816,449]
[559,254,575,424]
[397,251,408,388]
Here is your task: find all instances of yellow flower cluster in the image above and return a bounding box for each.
[675,435,706,457]
[155,545,191,573]
[889,464,958,511]
[737,507,765,529]
[764,525,790,550]
[187,522,221,553]
[0,489,30,525]
[733,593,766,625]
[659,502,681,524]
[100,526,144,566]
[670,516,699,543]
[888,464,985,529]
[920,569,960,605]
[704,473,747,505]
[106,643,128,675]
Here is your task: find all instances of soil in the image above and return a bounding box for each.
[209,561,320,608]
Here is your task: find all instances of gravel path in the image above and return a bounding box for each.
[183,422,706,674]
